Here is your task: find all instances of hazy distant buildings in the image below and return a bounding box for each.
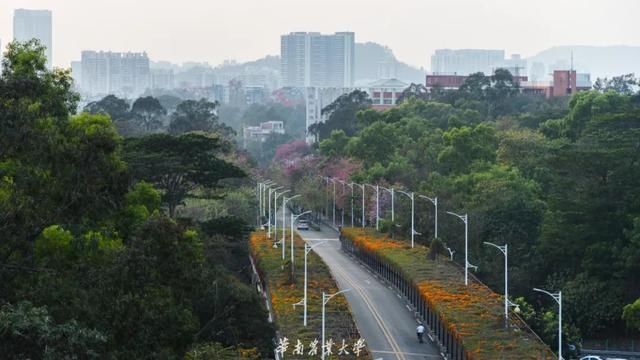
[150,69,175,90]
[243,121,285,147]
[80,51,150,98]
[431,49,505,75]
[425,69,590,98]
[13,9,52,69]
[367,78,408,110]
[281,32,355,88]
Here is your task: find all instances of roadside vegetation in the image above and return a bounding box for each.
[249,230,370,359]
[267,71,640,350]
[0,41,274,359]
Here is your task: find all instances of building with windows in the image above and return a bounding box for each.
[281,32,355,88]
[426,70,590,98]
[80,51,150,98]
[243,121,285,147]
[13,9,52,69]
[367,78,408,110]
[431,49,505,76]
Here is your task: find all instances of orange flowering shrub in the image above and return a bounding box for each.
[250,231,370,359]
[341,228,554,360]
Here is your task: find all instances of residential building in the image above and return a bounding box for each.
[80,51,150,98]
[367,78,408,110]
[243,121,285,147]
[150,68,175,89]
[281,32,355,88]
[431,49,505,75]
[13,9,52,69]
[70,60,82,88]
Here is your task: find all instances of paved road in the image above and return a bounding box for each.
[293,221,443,360]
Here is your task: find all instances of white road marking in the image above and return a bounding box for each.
[370,350,442,358]
[406,304,412,312]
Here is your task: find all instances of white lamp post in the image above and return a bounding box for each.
[380,186,395,222]
[397,190,417,248]
[290,210,312,273]
[268,186,283,239]
[322,289,351,360]
[273,189,290,242]
[364,184,379,230]
[418,195,438,239]
[337,180,348,227]
[326,178,337,227]
[533,288,562,360]
[281,194,301,255]
[262,180,275,217]
[351,183,365,227]
[446,211,470,286]
[321,176,330,221]
[302,240,328,326]
[484,242,510,324]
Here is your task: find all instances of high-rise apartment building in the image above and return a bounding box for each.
[281,32,355,88]
[431,49,505,75]
[13,9,52,69]
[80,51,150,98]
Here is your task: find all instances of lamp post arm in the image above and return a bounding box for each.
[483,241,507,255]
[323,289,351,304]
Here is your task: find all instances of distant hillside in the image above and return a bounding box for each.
[355,42,425,83]
[528,45,640,79]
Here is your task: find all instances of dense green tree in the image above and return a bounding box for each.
[0,301,107,359]
[131,96,167,132]
[593,74,638,95]
[156,94,183,112]
[169,99,234,137]
[308,90,371,141]
[123,133,245,217]
[83,94,130,120]
[622,299,640,331]
[437,123,498,174]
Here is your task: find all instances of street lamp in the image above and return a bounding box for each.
[281,194,301,255]
[484,242,511,325]
[364,184,379,230]
[321,176,330,221]
[322,289,351,360]
[301,240,328,326]
[268,186,283,238]
[337,180,349,227]
[261,181,275,217]
[533,287,562,360]
[380,186,395,222]
[446,211,471,286]
[326,178,337,227]
[396,190,417,248]
[418,195,438,239]
[268,186,284,239]
[291,210,312,273]
[273,189,290,240]
[351,183,365,227]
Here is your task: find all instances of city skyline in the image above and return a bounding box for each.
[1,0,640,70]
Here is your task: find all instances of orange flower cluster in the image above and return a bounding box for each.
[249,231,370,360]
[341,228,554,360]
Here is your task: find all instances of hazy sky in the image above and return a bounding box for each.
[1,0,639,69]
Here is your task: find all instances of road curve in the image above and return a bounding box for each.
[296,223,443,360]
